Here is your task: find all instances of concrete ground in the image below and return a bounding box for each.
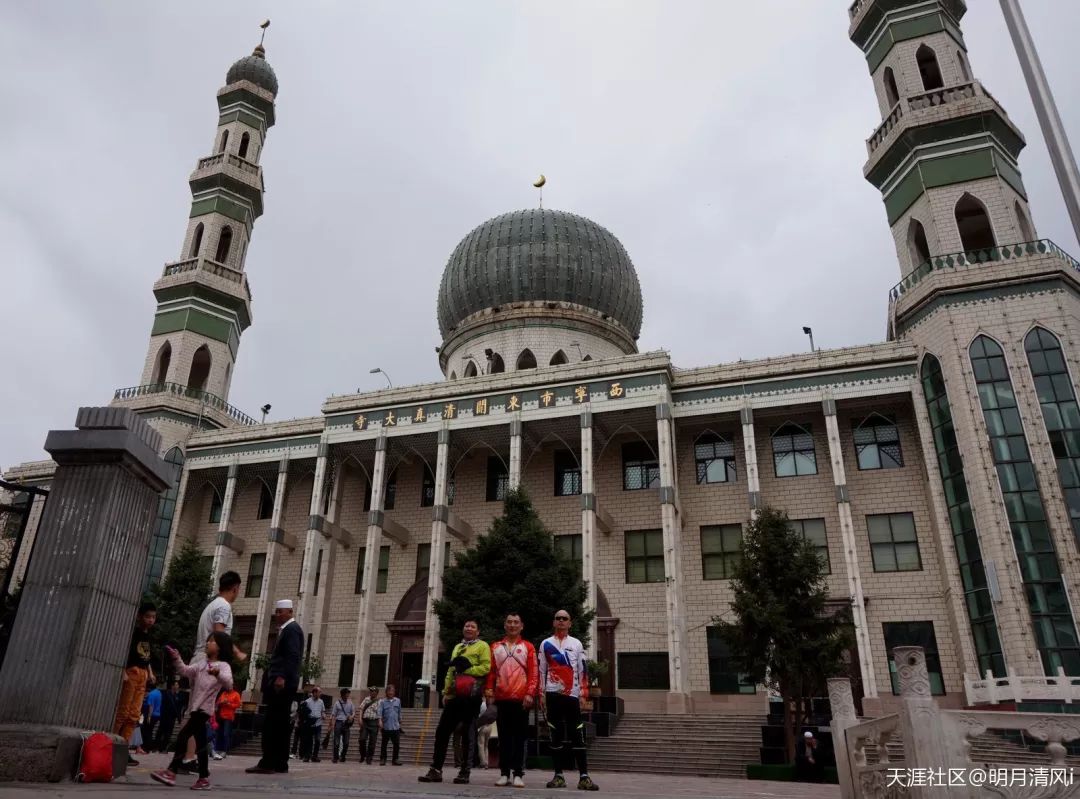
[3,753,842,799]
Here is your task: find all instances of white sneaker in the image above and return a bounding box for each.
[212,753,224,761]
[494,775,509,786]
[513,775,525,788]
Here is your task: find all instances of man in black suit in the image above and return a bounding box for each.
[247,599,304,774]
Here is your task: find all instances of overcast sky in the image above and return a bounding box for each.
[2,1,1079,469]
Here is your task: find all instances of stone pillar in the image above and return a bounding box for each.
[0,408,174,781]
[210,460,239,582]
[508,417,523,490]
[893,646,949,799]
[251,455,290,687]
[580,410,599,659]
[741,405,762,518]
[421,427,451,702]
[656,401,690,711]
[353,435,388,691]
[296,443,329,633]
[827,678,858,799]
[310,469,344,657]
[822,396,877,699]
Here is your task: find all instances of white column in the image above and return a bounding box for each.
[822,396,878,698]
[580,410,599,659]
[421,427,451,702]
[297,442,329,633]
[508,417,523,490]
[353,435,388,692]
[251,455,289,690]
[657,401,690,711]
[741,405,761,519]
[310,464,345,657]
[210,461,239,582]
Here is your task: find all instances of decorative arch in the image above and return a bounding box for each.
[189,223,204,258]
[152,340,172,384]
[883,66,900,107]
[907,218,931,269]
[187,345,212,392]
[957,50,971,82]
[1015,201,1035,241]
[549,350,568,366]
[955,193,996,251]
[449,370,457,380]
[582,354,593,362]
[516,349,537,370]
[463,361,478,378]
[239,132,251,159]
[215,226,233,263]
[219,129,229,153]
[489,353,505,374]
[916,44,944,91]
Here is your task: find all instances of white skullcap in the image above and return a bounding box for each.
[275,599,293,610]
[804,731,814,738]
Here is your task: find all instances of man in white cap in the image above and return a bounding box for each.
[247,599,304,774]
[797,729,822,782]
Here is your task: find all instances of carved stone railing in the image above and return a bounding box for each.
[966,668,1080,706]
[113,383,257,426]
[868,101,904,153]
[161,257,252,301]
[846,713,906,795]
[226,153,260,176]
[867,81,999,156]
[197,153,225,170]
[848,0,870,20]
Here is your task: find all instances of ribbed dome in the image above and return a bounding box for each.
[437,209,643,339]
[226,46,278,96]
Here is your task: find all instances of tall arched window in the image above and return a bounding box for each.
[883,67,900,107]
[145,446,185,590]
[239,132,251,159]
[219,129,229,153]
[907,218,931,269]
[489,353,505,374]
[957,50,971,82]
[153,341,172,384]
[189,223,204,258]
[215,226,233,263]
[550,350,568,366]
[955,193,996,251]
[188,345,212,392]
[516,349,537,370]
[916,45,944,91]
[463,361,478,378]
[1016,201,1035,241]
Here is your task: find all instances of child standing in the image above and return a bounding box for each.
[151,632,234,790]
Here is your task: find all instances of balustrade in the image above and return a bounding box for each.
[113,382,256,426]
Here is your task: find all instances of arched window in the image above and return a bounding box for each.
[188,345,212,392]
[916,45,944,91]
[215,226,233,263]
[153,341,172,384]
[957,50,971,82]
[883,67,900,107]
[771,422,817,477]
[955,193,996,251]
[907,218,931,269]
[582,354,593,362]
[218,129,229,153]
[1016,201,1035,241]
[209,488,223,523]
[489,353,505,374]
[449,370,457,380]
[516,349,537,370]
[239,132,250,159]
[189,223,204,258]
[550,350,568,366]
[463,361,478,378]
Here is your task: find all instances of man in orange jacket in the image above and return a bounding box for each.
[484,612,538,788]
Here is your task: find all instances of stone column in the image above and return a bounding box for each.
[353,435,388,691]
[421,427,451,702]
[827,678,859,799]
[580,410,599,659]
[310,469,345,657]
[210,460,239,582]
[251,455,290,686]
[823,396,878,698]
[297,443,329,633]
[656,401,690,711]
[0,408,174,781]
[741,405,762,518]
[508,417,523,490]
[893,646,949,799]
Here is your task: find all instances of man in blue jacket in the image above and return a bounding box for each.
[247,599,304,775]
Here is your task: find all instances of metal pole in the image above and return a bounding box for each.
[999,0,1080,244]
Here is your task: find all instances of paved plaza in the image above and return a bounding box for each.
[2,755,840,799]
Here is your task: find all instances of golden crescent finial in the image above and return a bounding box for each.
[533,174,546,188]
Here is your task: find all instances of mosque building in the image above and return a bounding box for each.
[7,0,1080,717]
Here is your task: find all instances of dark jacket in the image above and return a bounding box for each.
[263,619,304,695]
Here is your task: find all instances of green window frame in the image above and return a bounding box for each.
[701,524,742,579]
[868,513,922,572]
[416,541,451,584]
[625,529,664,583]
[147,446,185,589]
[245,552,265,598]
[788,518,831,574]
[555,533,583,564]
[355,545,390,594]
[706,628,755,694]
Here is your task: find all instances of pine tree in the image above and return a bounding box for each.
[712,506,853,761]
[434,488,593,652]
[145,538,214,677]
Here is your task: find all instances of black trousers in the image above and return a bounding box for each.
[299,725,321,760]
[380,729,400,763]
[545,693,588,774]
[156,716,177,752]
[168,711,210,779]
[431,696,481,773]
[258,688,293,772]
[496,700,529,777]
[361,719,378,761]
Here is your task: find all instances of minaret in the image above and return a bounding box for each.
[851,1,1080,680]
[113,39,278,445]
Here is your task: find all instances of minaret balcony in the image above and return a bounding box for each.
[157,257,252,302]
[849,0,966,35]
[192,152,264,190]
[112,382,257,428]
[188,154,264,219]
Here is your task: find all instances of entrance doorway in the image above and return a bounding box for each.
[401,652,422,708]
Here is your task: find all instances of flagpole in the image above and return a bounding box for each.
[999,0,1080,244]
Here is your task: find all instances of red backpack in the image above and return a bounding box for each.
[77,732,114,783]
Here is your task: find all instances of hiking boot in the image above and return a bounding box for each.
[150,769,176,786]
[418,768,443,783]
[514,775,526,788]
[546,774,567,789]
[495,775,510,786]
[453,771,470,784]
[190,778,211,791]
[577,775,599,791]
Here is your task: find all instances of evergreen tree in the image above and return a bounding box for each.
[145,538,214,677]
[712,506,853,760]
[434,488,593,652]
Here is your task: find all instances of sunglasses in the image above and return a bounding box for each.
[554,616,570,621]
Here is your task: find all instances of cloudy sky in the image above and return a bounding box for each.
[2,1,1079,469]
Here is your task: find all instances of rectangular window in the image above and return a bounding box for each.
[368,654,388,687]
[416,541,451,584]
[313,549,323,596]
[257,481,275,520]
[487,456,509,502]
[617,652,670,690]
[625,529,665,583]
[706,628,755,694]
[788,518,831,574]
[339,654,355,688]
[622,442,660,491]
[695,434,737,484]
[245,552,266,598]
[554,450,582,496]
[854,415,903,470]
[555,533,583,564]
[772,423,817,477]
[384,469,397,511]
[701,524,742,579]
[868,513,922,572]
[422,465,455,507]
[209,491,223,524]
[883,621,945,695]
[355,545,390,593]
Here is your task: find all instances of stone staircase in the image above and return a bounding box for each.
[865,732,1080,768]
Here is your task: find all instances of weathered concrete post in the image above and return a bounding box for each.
[827,678,858,799]
[0,408,174,782]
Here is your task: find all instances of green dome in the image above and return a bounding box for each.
[226,46,278,96]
